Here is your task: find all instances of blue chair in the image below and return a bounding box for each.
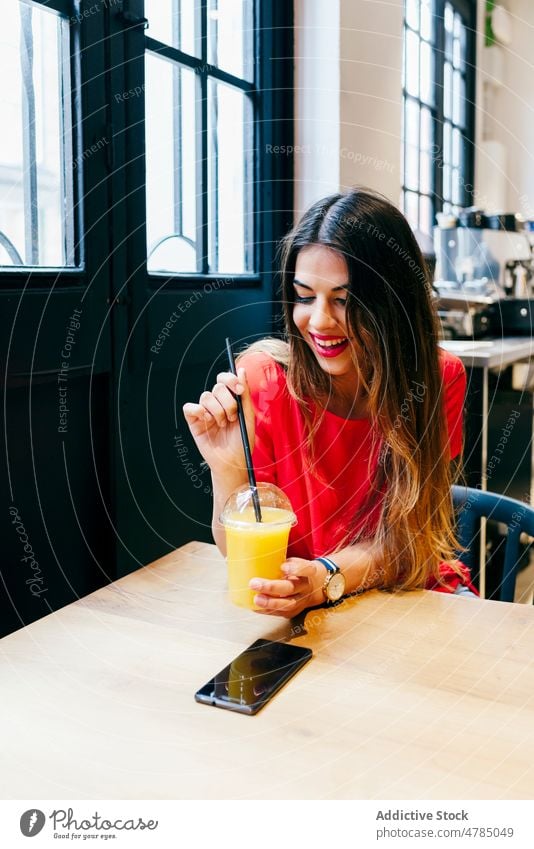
[452,485,534,602]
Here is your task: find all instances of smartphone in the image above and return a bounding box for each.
[195,639,313,715]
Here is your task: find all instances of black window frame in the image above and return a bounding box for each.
[402,0,477,234]
[1,0,294,298]
[144,5,256,278]
[114,0,293,295]
[1,0,294,633]
[0,0,87,287]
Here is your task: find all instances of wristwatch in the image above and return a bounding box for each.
[316,556,346,604]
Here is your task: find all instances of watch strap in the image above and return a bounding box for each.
[315,556,340,575]
[316,557,345,606]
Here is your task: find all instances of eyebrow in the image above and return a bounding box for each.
[293,278,349,292]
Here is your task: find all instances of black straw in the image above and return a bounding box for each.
[225,337,262,522]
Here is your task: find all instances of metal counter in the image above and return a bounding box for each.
[440,337,534,369]
[439,337,534,598]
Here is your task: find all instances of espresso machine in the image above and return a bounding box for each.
[433,208,534,339]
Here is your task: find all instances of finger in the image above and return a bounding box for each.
[237,366,248,390]
[182,402,204,421]
[252,608,294,619]
[253,593,302,613]
[286,576,314,595]
[212,383,239,421]
[216,371,245,395]
[249,577,297,597]
[284,579,317,606]
[281,559,321,579]
[237,367,251,401]
[199,391,229,428]
[182,402,214,429]
[236,367,255,426]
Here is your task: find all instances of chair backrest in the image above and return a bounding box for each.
[452,485,534,602]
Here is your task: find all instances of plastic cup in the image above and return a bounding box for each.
[220,483,297,610]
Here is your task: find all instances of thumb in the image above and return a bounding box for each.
[237,367,255,422]
[236,367,256,450]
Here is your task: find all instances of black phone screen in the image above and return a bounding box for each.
[195,639,312,715]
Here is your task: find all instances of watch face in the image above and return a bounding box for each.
[326,572,345,602]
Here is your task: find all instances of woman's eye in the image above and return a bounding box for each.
[293,293,347,306]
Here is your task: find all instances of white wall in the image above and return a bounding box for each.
[475,0,534,214]
[338,0,403,202]
[294,0,403,219]
[295,0,534,221]
[294,0,340,218]
[500,0,534,214]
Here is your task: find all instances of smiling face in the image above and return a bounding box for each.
[292,245,360,395]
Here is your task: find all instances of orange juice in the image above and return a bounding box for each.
[223,507,294,609]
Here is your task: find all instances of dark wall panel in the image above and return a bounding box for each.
[2,375,114,637]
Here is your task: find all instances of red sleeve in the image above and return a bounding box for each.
[238,352,284,486]
[426,561,479,595]
[440,350,466,460]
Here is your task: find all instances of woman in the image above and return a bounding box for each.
[183,188,477,617]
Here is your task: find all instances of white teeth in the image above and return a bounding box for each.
[315,337,347,348]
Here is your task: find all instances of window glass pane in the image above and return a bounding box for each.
[459,23,467,72]
[443,121,451,165]
[452,127,461,168]
[208,0,254,82]
[452,69,461,125]
[457,74,466,128]
[444,3,454,33]
[444,2,454,58]
[420,39,433,105]
[404,145,420,192]
[420,151,431,194]
[443,164,451,201]
[144,0,200,57]
[405,98,420,146]
[405,29,420,98]
[452,168,462,205]
[420,106,432,151]
[404,191,419,232]
[420,0,433,42]
[208,81,253,273]
[406,0,419,31]
[453,34,461,69]
[420,194,433,236]
[0,2,75,267]
[145,54,197,273]
[443,61,452,120]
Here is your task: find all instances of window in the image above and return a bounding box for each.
[1,0,293,636]
[440,2,473,215]
[0,0,294,634]
[401,0,476,237]
[0,0,76,267]
[144,0,255,275]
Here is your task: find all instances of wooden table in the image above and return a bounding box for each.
[2,541,534,800]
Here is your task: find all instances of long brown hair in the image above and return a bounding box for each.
[243,188,462,590]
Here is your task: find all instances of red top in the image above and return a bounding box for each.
[241,347,475,594]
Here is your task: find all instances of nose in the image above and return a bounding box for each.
[309,297,338,332]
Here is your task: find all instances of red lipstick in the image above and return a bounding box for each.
[309,333,350,358]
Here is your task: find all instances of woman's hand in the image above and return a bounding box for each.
[182,367,255,475]
[249,558,327,618]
